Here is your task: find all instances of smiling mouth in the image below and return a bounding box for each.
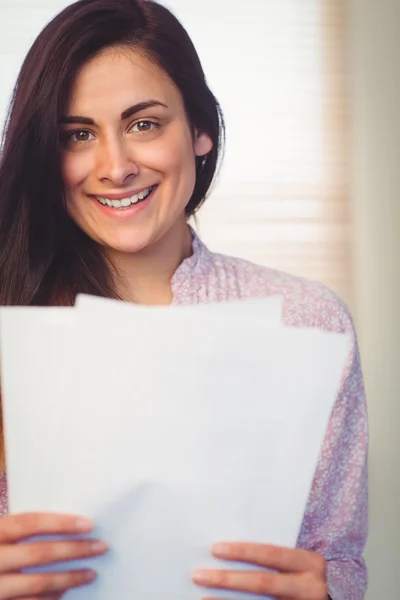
[95,185,156,209]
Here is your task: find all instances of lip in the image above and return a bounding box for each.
[89,184,157,201]
[89,184,157,219]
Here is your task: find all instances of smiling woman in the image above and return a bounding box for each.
[58,48,212,270]
[0,1,367,599]
[0,0,223,307]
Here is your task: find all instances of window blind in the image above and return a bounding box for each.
[173,0,352,306]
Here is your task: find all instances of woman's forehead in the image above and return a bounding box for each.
[66,47,181,115]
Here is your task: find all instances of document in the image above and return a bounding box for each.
[0,301,349,599]
[76,293,283,323]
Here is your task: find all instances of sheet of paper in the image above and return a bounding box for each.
[0,306,349,600]
[75,293,283,324]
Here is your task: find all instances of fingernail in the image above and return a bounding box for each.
[84,569,97,582]
[75,518,93,532]
[192,570,210,585]
[91,540,109,553]
[212,542,230,555]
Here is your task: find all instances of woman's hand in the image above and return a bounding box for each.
[192,542,328,600]
[0,512,108,599]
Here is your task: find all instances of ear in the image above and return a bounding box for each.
[194,130,213,157]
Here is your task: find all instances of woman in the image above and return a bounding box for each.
[0,0,368,598]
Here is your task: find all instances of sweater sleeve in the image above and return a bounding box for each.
[296,292,369,600]
[0,473,8,516]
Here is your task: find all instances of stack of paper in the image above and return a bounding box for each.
[0,295,349,600]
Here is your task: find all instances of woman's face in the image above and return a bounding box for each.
[59,47,212,254]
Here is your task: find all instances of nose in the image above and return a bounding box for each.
[95,137,139,187]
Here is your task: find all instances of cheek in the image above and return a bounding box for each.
[145,129,197,177]
[61,155,91,222]
[61,152,92,190]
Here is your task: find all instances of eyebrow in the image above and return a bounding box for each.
[59,100,169,125]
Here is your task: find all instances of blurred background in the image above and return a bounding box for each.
[0,0,399,597]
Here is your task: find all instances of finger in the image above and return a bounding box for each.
[0,514,93,543]
[211,542,326,574]
[0,539,108,573]
[17,596,62,600]
[193,570,327,600]
[12,595,63,600]
[0,569,97,599]
[193,569,295,598]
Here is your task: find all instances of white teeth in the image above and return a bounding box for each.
[96,186,154,209]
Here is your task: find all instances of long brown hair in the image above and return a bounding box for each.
[0,0,225,466]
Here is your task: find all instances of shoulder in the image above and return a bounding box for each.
[206,250,354,334]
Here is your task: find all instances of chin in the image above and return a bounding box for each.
[95,230,155,255]
[100,239,148,255]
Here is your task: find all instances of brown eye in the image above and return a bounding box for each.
[60,130,94,145]
[72,130,92,142]
[131,120,158,133]
[137,121,151,131]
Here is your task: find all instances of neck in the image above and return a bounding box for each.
[106,219,193,305]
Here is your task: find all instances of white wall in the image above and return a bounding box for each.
[348,0,400,597]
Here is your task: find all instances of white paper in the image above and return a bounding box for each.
[0,305,349,600]
[76,293,283,324]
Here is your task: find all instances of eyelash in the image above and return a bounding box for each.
[130,120,159,134]
[63,120,160,144]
